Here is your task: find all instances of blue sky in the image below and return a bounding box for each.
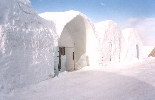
[30,0,155,22]
[30,0,155,45]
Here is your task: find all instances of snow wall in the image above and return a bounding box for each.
[0,0,57,93]
[122,28,143,61]
[40,11,101,70]
[94,20,123,66]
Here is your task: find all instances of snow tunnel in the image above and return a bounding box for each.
[58,15,98,71]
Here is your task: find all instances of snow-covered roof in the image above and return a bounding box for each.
[39,10,97,38]
[122,28,143,48]
[94,20,121,44]
[122,28,138,43]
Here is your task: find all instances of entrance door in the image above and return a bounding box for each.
[65,47,75,71]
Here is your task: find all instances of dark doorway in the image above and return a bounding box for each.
[136,45,139,59]
[58,47,65,71]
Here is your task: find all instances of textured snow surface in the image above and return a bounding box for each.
[94,20,123,65]
[0,0,57,93]
[1,58,155,100]
[122,28,143,61]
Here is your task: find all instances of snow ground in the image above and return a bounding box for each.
[1,58,155,100]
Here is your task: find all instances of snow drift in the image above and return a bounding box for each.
[122,28,143,61]
[40,11,101,71]
[0,0,57,93]
[94,20,123,66]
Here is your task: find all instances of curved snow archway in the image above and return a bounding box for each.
[94,20,123,65]
[59,15,98,70]
[40,11,100,70]
[122,28,143,61]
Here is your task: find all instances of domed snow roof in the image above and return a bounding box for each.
[122,28,139,43]
[39,10,96,37]
[122,28,143,47]
[94,20,121,44]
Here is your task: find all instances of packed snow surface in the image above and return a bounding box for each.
[1,58,155,100]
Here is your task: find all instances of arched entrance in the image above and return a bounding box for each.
[57,15,97,71]
[58,15,86,71]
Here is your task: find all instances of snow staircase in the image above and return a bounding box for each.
[95,47,103,67]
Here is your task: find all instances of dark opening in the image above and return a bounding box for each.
[60,47,65,55]
[58,47,65,71]
[73,52,74,60]
[136,45,139,59]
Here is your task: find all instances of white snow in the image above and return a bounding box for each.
[39,11,85,37]
[0,0,154,99]
[0,0,57,93]
[1,58,155,100]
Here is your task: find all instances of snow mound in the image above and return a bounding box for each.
[0,0,57,93]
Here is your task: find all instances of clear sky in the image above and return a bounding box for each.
[30,0,155,45]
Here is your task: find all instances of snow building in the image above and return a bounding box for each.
[122,28,143,61]
[40,11,101,71]
[0,0,57,93]
[94,20,123,66]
